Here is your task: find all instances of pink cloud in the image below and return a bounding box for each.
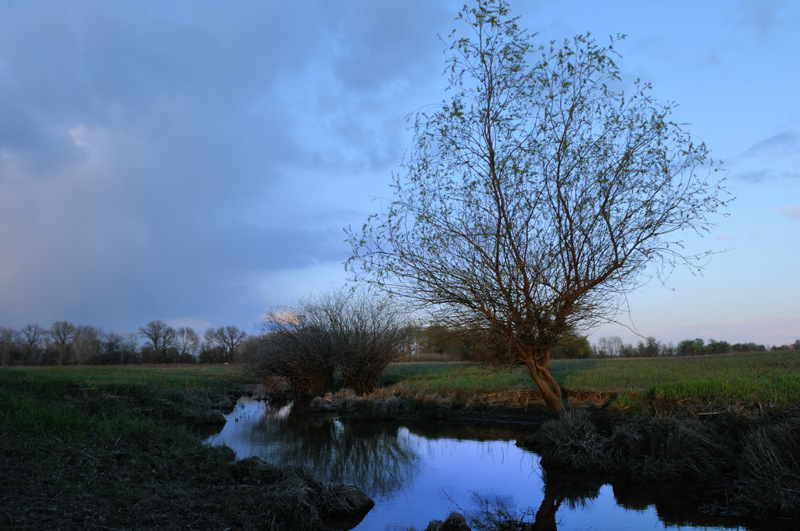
[778,205,800,221]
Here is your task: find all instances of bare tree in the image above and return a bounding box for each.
[20,324,45,365]
[101,330,125,365]
[321,291,412,395]
[253,290,412,396]
[73,325,103,364]
[48,321,76,365]
[256,310,337,396]
[348,0,729,416]
[0,327,19,366]
[123,333,140,364]
[138,320,176,362]
[201,327,223,362]
[213,326,247,364]
[595,336,624,357]
[176,326,200,360]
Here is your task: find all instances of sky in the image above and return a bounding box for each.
[0,0,797,347]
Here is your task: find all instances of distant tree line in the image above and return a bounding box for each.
[1,316,797,368]
[592,336,798,358]
[0,320,251,366]
[414,325,798,361]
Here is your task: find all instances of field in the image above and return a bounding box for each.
[385,351,800,412]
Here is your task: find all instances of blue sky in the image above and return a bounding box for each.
[0,1,797,347]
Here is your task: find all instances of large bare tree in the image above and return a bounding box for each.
[48,321,76,366]
[348,0,730,416]
[138,320,176,362]
[213,326,247,364]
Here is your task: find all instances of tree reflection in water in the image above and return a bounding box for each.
[463,469,602,530]
[241,401,419,498]
[464,465,759,531]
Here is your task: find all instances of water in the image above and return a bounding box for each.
[207,398,751,530]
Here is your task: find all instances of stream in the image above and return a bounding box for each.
[206,397,755,530]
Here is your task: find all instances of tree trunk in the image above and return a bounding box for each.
[532,493,561,531]
[522,350,565,418]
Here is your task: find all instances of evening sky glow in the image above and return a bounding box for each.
[0,1,797,347]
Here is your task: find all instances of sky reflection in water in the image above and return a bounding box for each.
[207,398,745,530]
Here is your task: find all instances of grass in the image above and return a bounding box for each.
[385,351,800,411]
[0,364,251,452]
[0,364,247,394]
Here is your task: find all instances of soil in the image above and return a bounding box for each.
[0,386,373,530]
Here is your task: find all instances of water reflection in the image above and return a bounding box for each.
[208,398,762,530]
[207,398,419,497]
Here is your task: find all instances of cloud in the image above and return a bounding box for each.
[737,0,785,43]
[778,206,800,221]
[734,169,800,182]
[167,317,212,332]
[0,0,461,332]
[740,130,800,158]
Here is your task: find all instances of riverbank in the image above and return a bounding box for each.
[0,366,374,530]
[301,390,799,527]
[295,354,800,524]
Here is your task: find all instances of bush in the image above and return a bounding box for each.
[551,334,595,359]
[251,290,413,397]
[255,324,337,396]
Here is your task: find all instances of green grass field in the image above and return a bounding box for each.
[0,364,251,442]
[385,351,800,410]
[2,352,799,425]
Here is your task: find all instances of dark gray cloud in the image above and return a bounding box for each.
[0,0,454,332]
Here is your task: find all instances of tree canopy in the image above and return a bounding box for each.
[347,0,729,416]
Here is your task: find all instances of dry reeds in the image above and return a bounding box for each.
[529,409,610,473]
[724,416,800,517]
[527,408,800,519]
[530,410,734,480]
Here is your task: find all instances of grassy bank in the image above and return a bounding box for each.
[0,365,373,530]
[384,351,800,412]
